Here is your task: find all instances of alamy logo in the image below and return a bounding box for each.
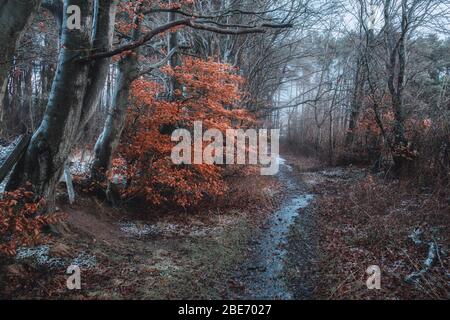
[66,265,81,290]
[366,265,381,290]
[171,121,280,175]
[66,5,81,30]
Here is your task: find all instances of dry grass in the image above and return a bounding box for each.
[0,172,282,299]
[218,173,282,213]
[310,168,449,299]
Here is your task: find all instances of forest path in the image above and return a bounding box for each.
[1,153,321,300]
[229,156,315,299]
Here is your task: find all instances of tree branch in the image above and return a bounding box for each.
[79,19,292,62]
[135,46,180,79]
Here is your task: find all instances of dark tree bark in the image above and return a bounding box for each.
[91,10,141,181]
[168,2,181,98]
[7,0,118,211]
[91,53,139,181]
[346,56,365,147]
[42,0,64,31]
[384,0,410,173]
[78,0,118,131]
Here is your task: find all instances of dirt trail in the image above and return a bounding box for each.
[230,156,314,299]
[1,154,320,300]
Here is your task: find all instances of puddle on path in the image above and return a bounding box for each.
[237,156,313,299]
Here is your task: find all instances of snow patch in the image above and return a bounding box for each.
[0,137,21,194]
[16,245,65,268]
[409,228,423,245]
[16,245,97,269]
[320,168,345,178]
[0,137,20,163]
[70,251,98,269]
[120,222,158,237]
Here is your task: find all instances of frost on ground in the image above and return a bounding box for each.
[70,251,98,269]
[119,220,225,238]
[300,166,449,299]
[0,137,20,194]
[319,167,345,178]
[16,245,65,269]
[16,245,97,270]
[120,221,158,237]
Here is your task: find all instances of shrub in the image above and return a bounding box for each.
[0,186,62,256]
[111,57,255,208]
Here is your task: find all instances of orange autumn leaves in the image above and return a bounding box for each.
[111,57,254,208]
[0,187,63,256]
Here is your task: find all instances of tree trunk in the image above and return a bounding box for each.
[78,0,118,132]
[346,57,364,147]
[386,0,410,173]
[91,9,141,181]
[168,4,181,98]
[91,43,139,181]
[7,0,117,211]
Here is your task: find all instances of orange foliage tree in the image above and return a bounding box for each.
[110,57,254,208]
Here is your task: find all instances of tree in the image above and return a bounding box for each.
[6,0,119,211]
[110,57,253,207]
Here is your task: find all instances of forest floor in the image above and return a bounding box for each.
[0,151,448,299]
[284,154,449,299]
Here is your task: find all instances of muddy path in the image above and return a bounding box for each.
[1,154,320,300]
[229,156,315,299]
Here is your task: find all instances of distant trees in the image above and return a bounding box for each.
[0,0,43,136]
[284,0,449,179]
